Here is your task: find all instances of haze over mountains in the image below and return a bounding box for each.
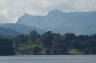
[0,26,20,38]
[0,23,46,38]
[0,10,96,38]
[17,10,96,35]
[2,23,45,34]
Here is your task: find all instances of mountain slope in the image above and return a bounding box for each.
[17,10,96,34]
[2,23,46,34]
[0,26,20,38]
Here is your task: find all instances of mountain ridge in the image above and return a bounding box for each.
[1,23,46,34]
[17,10,96,35]
[0,26,20,38]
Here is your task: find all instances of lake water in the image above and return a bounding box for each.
[0,55,96,63]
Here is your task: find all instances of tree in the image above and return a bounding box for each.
[51,33,67,54]
[40,31,54,54]
[12,31,96,55]
[0,38,15,55]
[62,33,77,49]
[28,30,40,44]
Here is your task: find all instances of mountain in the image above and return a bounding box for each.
[0,26,20,38]
[17,10,96,34]
[1,23,46,34]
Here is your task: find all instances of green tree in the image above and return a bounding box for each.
[28,30,40,44]
[41,31,54,54]
[0,38,15,55]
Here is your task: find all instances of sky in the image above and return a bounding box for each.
[0,0,96,23]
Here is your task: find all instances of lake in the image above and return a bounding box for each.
[0,55,96,63]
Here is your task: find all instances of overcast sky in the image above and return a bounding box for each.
[0,0,96,23]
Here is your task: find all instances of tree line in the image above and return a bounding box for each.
[0,31,96,55]
[13,31,96,55]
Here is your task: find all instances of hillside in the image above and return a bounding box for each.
[0,26,20,38]
[1,23,46,34]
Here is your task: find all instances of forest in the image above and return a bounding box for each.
[0,31,96,55]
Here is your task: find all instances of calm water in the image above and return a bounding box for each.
[0,55,96,63]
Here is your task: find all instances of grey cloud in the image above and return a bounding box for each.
[0,0,96,23]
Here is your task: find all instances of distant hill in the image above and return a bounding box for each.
[0,26,20,38]
[17,10,96,35]
[1,23,46,34]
